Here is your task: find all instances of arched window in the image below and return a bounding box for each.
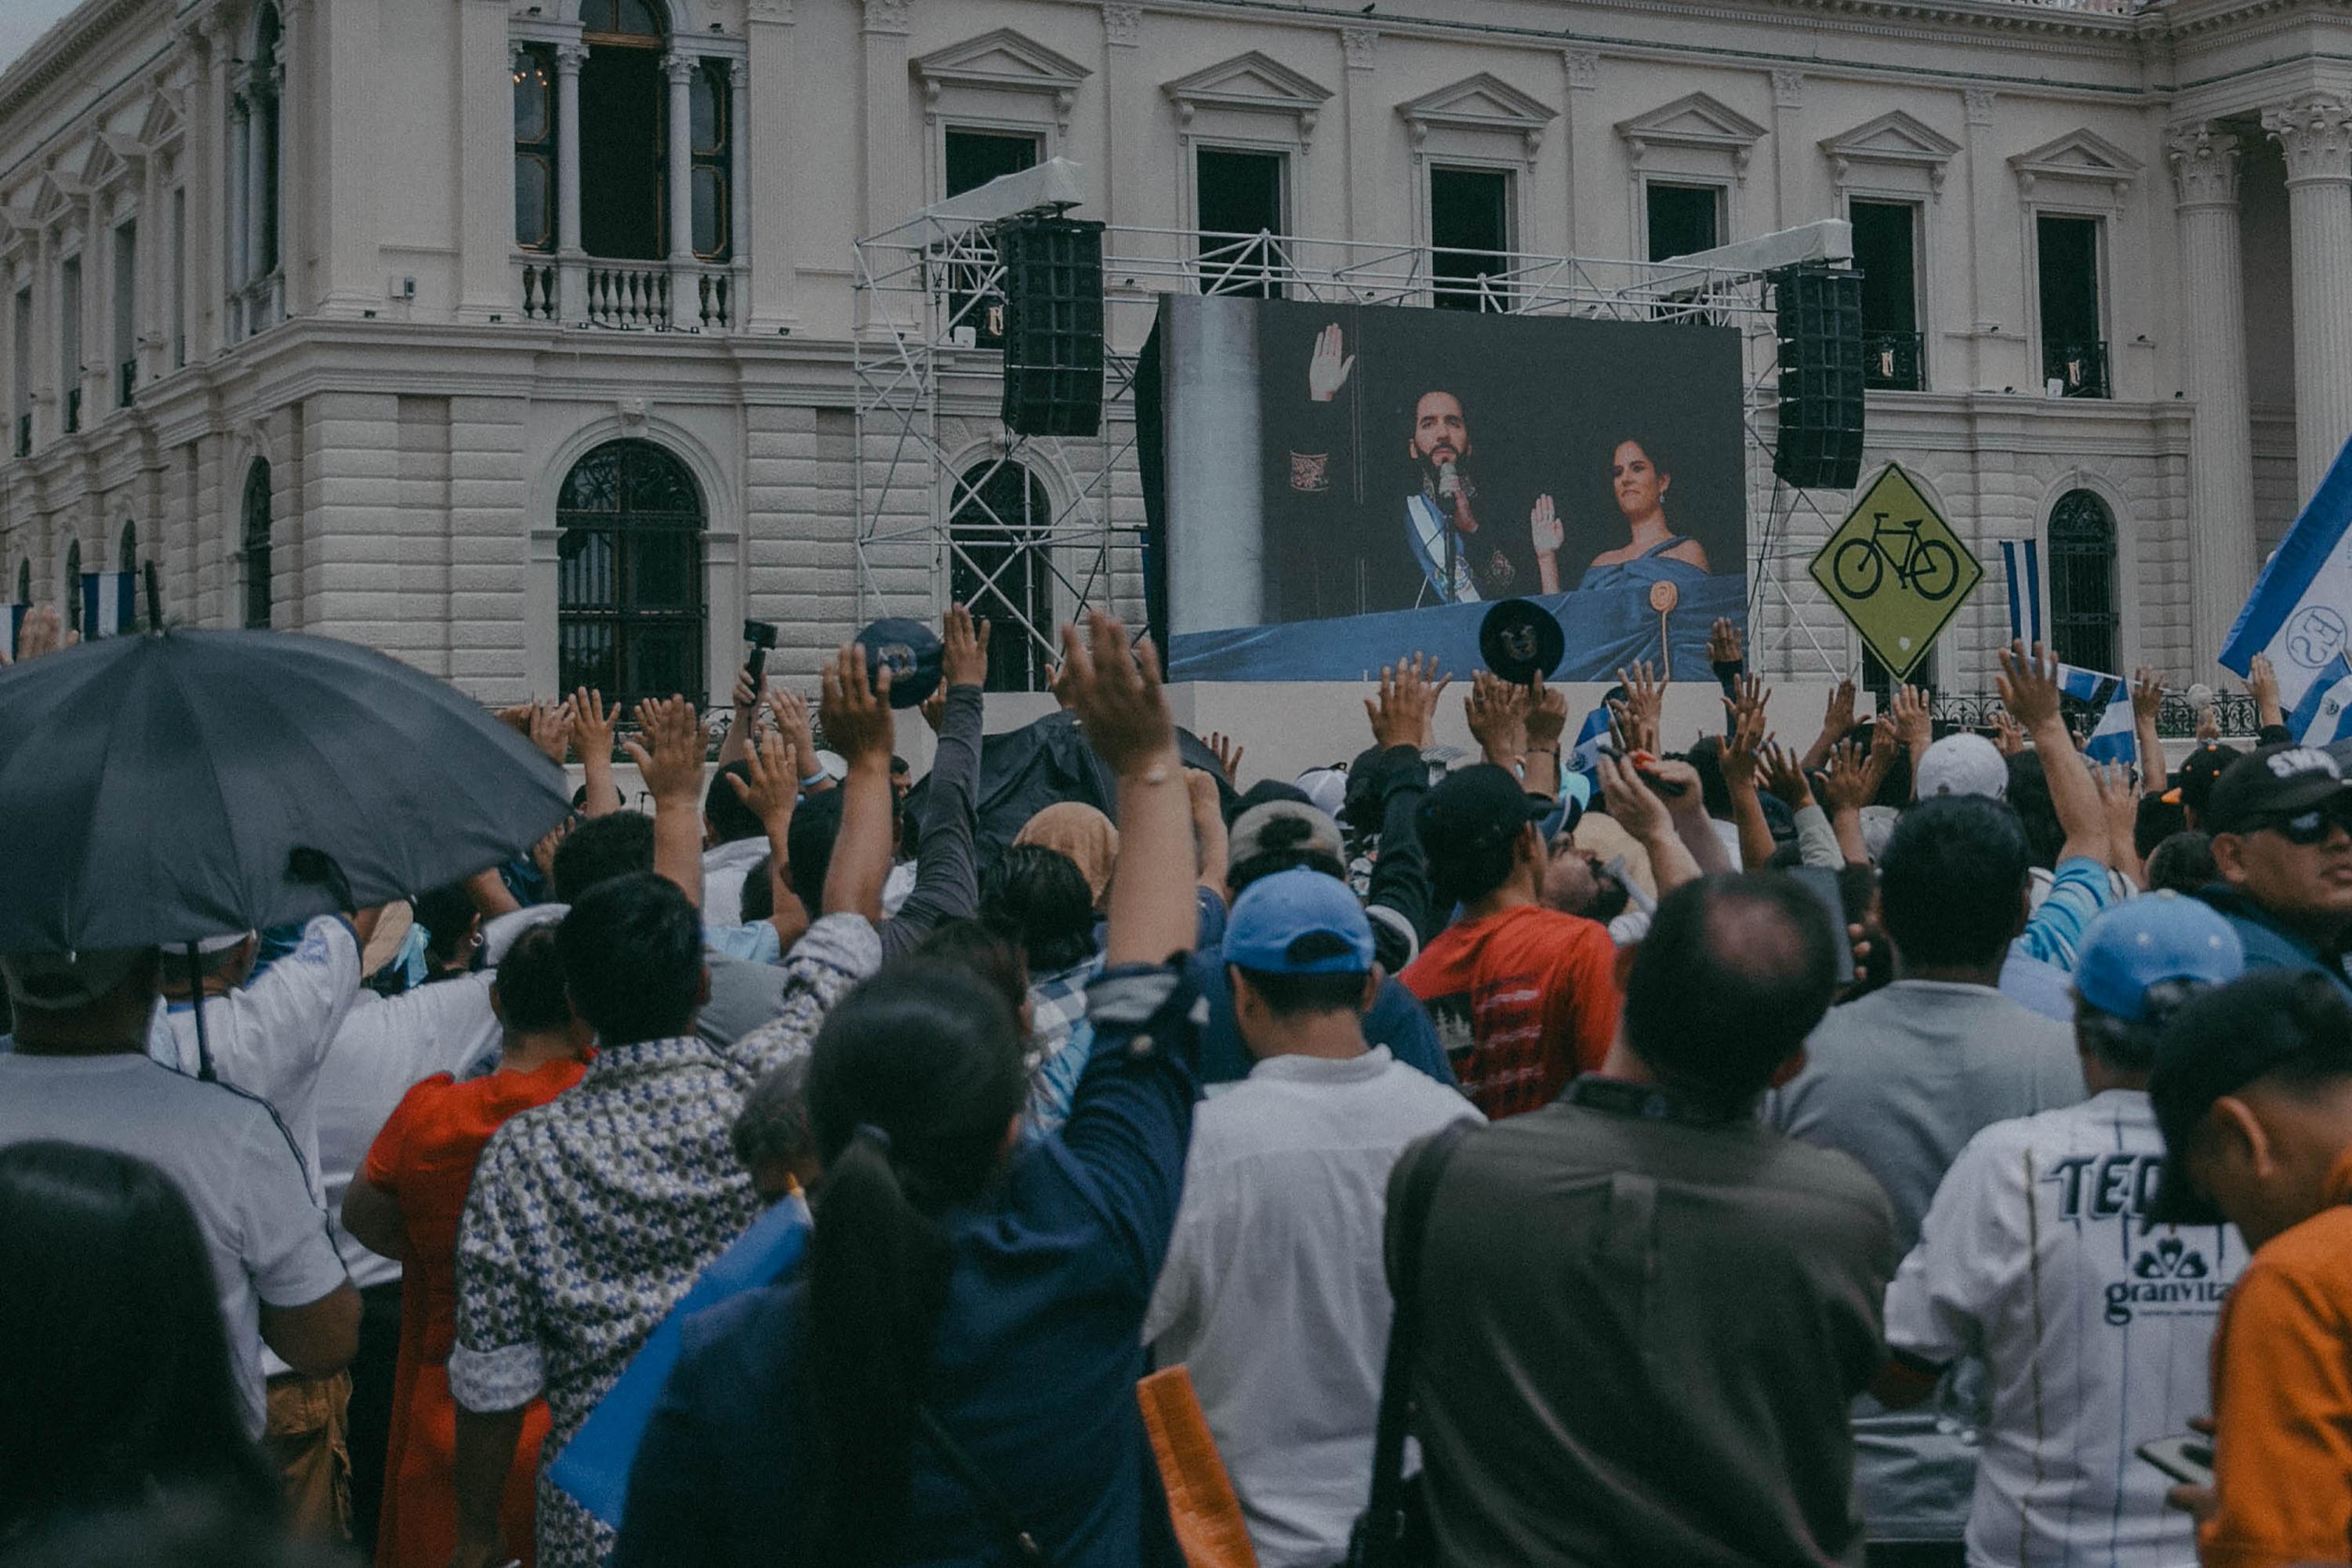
[557,438,705,706]
[2049,490,2118,674]
[242,460,273,630]
[949,460,1055,692]
[62,539,80,634]
[118,520,136,575]
[15,559,28,603]
[578,0,668,262]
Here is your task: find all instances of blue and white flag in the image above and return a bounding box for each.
[2222,429,2352,741]
[2,604,24,662]
[2001,539,2043,645]
[2057,662,2136,765]
[78,572,136,638]
[2288,652,2352,746]
[1568,699,1612,779]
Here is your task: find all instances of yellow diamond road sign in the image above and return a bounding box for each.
[1809,463,1983,681]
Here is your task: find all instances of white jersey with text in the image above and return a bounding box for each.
[1884,1089,2239,1566]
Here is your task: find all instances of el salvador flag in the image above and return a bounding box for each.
[1568,700,1612,779]
[2223,428,2352,733]
[78,572,136,638]
[2056,662,2136,765]
[2288,651,2352,746]
[2001,539,2043,644]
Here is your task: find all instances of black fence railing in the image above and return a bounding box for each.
[1862,329,1924,391]
[1930,689,2262,740]
[2043,339,2109,399]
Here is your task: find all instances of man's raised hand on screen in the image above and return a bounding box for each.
[1307,323,1355,404]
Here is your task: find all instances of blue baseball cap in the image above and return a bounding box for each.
[1222,867,1375,975]
[2073,893,2245,1023]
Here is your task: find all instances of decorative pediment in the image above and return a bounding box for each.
[2010,128,2141,201]
[1821,110,1960,196]
[136,89,184,147]
[1396,72,1557,158]
[1617,92,1768,168]
[78,132,144,191]
[1163,51,1332,145]
[913,28,1090,128]
[29,169,86,227]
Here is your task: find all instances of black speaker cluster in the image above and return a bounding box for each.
[996,214,1106,438]
[1772,264,1866,492]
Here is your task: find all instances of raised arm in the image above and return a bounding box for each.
[1598,753,1701,899]
[1890,684,1933,800]
[623,695,708,909]
[2131,667,2168,797]
[815,642,896,922]
[1719,673,1777,871]
[879,604,987,956]
[1801,677,1857,775]
[1998,641,2111,867]
[568,688,622,818]
[1362,654,1450,943]
[1523,672,1567,804]
[715,666,764,768]
[1186,769,1230,909]
[728,729,804,948]
[1065,613,1195,966]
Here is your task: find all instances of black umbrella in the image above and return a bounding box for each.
[0,627,572,956]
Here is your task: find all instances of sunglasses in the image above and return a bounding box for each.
[2254,804,2352,846]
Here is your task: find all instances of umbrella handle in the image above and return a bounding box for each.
[184,942,216,1083]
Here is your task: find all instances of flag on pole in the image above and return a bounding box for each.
[1568,700,1612,780]
[2222,429,2352,742]
[2287,652,2352,746]
[2056,662,2136,766]
[78,572,136,639]
[2000,539,2042,645]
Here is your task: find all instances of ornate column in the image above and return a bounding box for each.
[227,85,249,300]
[274,0,301,316]
[2169,123,2257,665]
[662,51,696,327]
[242,74,270,317]
[2264,96,2352,499]
[728,57,749,318]
[556,42,586,318]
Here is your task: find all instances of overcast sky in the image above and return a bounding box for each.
[0,1,89,82]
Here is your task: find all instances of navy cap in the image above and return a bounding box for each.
[2202,744,2352,835]
[2073,893,2245,1023]
[1416,763,1552,867]
[855,617,944,710]
[1222,867,1375,975]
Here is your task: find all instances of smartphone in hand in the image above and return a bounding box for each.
[2137,1435,2214,1490]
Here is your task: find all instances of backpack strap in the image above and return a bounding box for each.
[1362,1117,1479,1541]
[916,1404,1049,1565]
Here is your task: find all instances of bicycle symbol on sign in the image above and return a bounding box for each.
[1831,513,1962,602]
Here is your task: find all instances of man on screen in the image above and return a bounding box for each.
[1277,321,1562,619]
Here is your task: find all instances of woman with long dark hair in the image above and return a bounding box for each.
[1577,436,1712,588]
[0,1141,279,1541]
[615,612,1205,1566]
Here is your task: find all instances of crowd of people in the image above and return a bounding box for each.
[5,597,2352,1568]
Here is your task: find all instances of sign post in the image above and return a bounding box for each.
[1808,463,1983,680]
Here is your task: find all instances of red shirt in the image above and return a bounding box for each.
[1400,902,1621,1119]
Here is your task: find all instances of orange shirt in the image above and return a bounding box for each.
[2202,1149,2352,1568]
[1399,902,1620,1120]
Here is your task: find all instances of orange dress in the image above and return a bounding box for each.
[362,1058,586,1568]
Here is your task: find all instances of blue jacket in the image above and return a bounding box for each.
[612,964,1201,1568]
[2194,884,2352,1000]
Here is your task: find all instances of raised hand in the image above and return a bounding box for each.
[1615,659,1664,755]
[1996,641,2063,732]
[1890,683,1933,758]
[1762,739,1813,810]
[1059,612,1177,778]
[1708,617,1744,668]
[2132,666,2165,724]
[1530,495,1564,556]
[1307,322,1355,403]
[1597,752,1670,844]
[567,688,616,763]
[2249,653,2283,728]
[731,663,765,721]
[1863,713,1902,801]
[1045,658,1076,711]
[1525,671,1570,752]
[764,686,815,774]
[920,684,947,736]
[1365,652,1451,753]
[1991,708,2026,757]
[942,602,991,691]
[531,815,572,884]
[1203,730,1246,786]
[524,699,572,767]
[726,728,799,837]
[622,695,705,804]
[1465,670,1531,768]
[1719,681,1768,794]
[818,642,895,767]
[2195,702,2222,744]
[1817,738,1873,815]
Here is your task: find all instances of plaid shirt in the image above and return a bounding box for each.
[1023,954,1105,1136]
[449,913,877,1566]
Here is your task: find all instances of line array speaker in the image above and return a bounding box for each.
[998,214,1105,437]
[1773,264,1866,492]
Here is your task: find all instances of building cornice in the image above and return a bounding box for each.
[0,0,160,126]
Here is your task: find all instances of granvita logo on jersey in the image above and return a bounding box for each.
[2107,1239,2228,1326]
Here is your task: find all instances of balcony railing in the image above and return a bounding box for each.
[2043,339,2109,399]
[1863,330,1924,391]
[117,359,136,408]
[516,256,739,332]
[64,387,81,434]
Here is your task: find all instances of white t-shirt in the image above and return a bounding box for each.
[0,1050,351,1438]
[1885,1089,2241,1568]
[313,972,502,1290]
[147,915,364,1207]
[1144,1048,1482,1568]
[700,836,771,927]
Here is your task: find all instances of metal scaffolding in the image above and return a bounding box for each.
[851,202,1864,681]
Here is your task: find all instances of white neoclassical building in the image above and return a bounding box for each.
[1,0,2349,706]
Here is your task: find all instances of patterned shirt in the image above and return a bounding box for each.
[449,914,878,1567]
[1023,954,1105,1137]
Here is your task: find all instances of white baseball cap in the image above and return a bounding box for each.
[1914,732,2009,802]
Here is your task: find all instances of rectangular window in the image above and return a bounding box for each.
[2037,214,2106,398]
[1429,165,1511,311]
[171,188,187,368]
[1850,200,1921,390]
[1646,183,1721,263]
[944,129,1040,198]
[940,129,1040,346]
[1196,147,1287,299]
[112,220,136,407]
[514,44,556,252]
[11,288,28,456]
[688,60,731,261]
[58,256,81,435]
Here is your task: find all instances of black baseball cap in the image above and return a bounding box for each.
[2162,742,2242,817]
[1416,763,1552,866]
[2148,968,2352,1225]
[2201,744,2352,836]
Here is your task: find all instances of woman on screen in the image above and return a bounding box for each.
[1577,437,1712,592]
